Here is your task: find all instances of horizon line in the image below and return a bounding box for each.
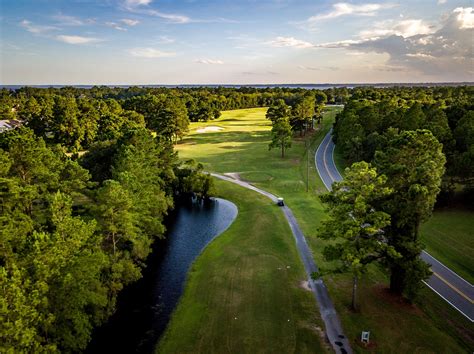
[2,81,473,88]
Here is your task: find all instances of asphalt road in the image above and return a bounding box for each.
[211,173,352,354]
[316,130,474,322]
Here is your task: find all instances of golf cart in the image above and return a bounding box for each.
[277,197,284,206]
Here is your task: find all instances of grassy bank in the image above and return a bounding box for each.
[169,107,473,352]
[157,180,329,353]
[420,209,474,283]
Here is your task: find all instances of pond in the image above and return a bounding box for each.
[87,198,238,353]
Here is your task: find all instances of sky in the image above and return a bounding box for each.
[0,0,473,84]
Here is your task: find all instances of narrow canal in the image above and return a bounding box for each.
[87,198,238,353]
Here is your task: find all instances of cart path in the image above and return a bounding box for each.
[211,173,352,354]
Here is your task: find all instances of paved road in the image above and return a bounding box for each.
[315,130,474,322]
[211,173,352,354]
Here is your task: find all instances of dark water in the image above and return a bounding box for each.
[86,198,238,354]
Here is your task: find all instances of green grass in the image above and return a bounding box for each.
[420,209,474,283]
[169,107,473,352]
[157,180,330,354]
[328,269,474,353]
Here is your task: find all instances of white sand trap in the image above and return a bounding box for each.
[196,126,223,133]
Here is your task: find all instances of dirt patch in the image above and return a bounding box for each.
[196,126,223,133]
[373,284,422,315]
[299,280,312,292]
[353,338,378,351]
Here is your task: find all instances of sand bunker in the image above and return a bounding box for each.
[196,126,223,133]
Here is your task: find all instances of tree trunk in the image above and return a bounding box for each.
[112,232,117,255]
[281,144,284,158]
[352,275,358,311]
[389,265,405,295]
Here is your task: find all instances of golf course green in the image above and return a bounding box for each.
[157,107,473,353]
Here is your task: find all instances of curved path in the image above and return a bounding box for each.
[316,130,474,322]
[211,173,352,354]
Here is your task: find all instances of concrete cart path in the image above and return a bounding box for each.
[211,173,352,354]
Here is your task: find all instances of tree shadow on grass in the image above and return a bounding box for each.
[185,131,269,145]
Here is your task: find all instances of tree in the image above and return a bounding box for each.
[319,162,396,310]
[265,99,290,124]
[402,102,425,131]
[374,130,446,299]
[314,91,327,125]
[95,180,138,256]
[266,100,293,157]
[52,96,84,151]
[173,160,216,201]
[269,118,292,158]
[290,93,315,135]
[153,97,189,142]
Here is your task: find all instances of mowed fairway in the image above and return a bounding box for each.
[157,180,329,354]
[420,210,474,283]
[164,108,473,353]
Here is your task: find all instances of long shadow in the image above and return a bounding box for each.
[181,131,269,145]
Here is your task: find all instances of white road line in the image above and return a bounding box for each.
[314,133,332,191]
[422,250,473,288]
[422,280,474,322]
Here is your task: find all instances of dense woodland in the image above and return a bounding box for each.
[333,86,474,201]
[0,85,472,351]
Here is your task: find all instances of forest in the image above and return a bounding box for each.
[332,86,473,202]
[0,85,472,352]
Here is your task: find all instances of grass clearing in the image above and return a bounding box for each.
[170,107,473,352]
[420,209,474,283]
[157,180,330,354]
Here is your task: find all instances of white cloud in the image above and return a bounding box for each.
[121,18,140,26]
[53,14,88,26]
[438,0,447,4]
[122,0,190,23]
[148,10,191,23]
[20,20,58,34]
[268,36,314,48]
[406,53,436,59]
[298,65,320,71]
[359,19,435,39]
[195,58,224,64]
[124,0,152,7]
[315,7,474,79]
[158,35,175,44]
[454,7,473,29]
[307,2,395,22]
[106,22,127,31]
[315,39,363,48]
[129,47,176,58]
[56,35,101,44]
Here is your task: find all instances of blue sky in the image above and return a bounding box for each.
[1,0,472,84]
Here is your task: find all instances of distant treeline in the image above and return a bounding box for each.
[332,85,474,203]
[0,86,351,151]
